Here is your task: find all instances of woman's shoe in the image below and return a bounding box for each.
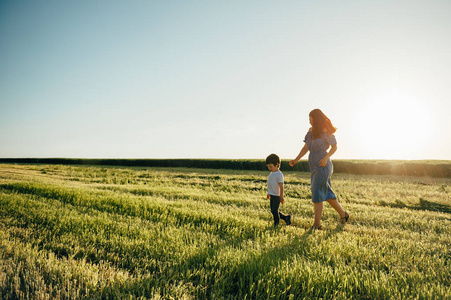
[341,211,349,224]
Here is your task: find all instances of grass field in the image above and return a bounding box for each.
[0,163,450,299]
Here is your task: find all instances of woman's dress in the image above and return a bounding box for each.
[304,131,337,203]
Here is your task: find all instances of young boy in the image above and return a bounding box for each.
[266,154,291,227]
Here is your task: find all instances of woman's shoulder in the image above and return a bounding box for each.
[303,130,311,143]
[321,131,337,145]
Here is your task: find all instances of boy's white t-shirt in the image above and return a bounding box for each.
[267,170,284,196]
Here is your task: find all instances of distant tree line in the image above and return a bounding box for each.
[0,158,449,178]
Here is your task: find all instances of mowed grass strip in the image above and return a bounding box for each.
[0,164,450,299]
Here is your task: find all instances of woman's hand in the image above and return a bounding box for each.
[319,156,328,167]
[319,145,337,167]
[289,160,298,167]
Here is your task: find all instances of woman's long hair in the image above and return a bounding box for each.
[309,109,336,139]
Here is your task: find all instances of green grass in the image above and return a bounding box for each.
[0,164,450,299]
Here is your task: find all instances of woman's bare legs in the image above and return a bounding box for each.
[313,199,348,228]
[313,202,323,227]
[327,198,346,218]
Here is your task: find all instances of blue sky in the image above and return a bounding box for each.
[1,0,450,160]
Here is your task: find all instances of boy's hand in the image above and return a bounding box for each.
[280,196,285,204]
[289,160,297,167]
[267,194,270,199]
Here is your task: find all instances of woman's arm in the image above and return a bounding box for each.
[319,145,337,167]
[289,143,309,166]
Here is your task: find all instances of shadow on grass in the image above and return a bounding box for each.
[417,198,451,214]
[378,198,451,214]
[114,224,347,299]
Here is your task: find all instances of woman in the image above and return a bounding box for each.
[289,109,349,230]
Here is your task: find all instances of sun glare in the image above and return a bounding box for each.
[354,94,433,160]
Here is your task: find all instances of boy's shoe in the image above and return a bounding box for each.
[285,215,292,226]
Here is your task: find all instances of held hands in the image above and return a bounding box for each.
[289,160,298,167]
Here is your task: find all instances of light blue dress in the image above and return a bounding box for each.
[304,131,337,203]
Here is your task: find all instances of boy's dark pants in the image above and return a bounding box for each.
[270,195,288,226]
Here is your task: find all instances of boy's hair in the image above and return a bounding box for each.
[266,153,280,166]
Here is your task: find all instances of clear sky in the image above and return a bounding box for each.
[1,0,450,160]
